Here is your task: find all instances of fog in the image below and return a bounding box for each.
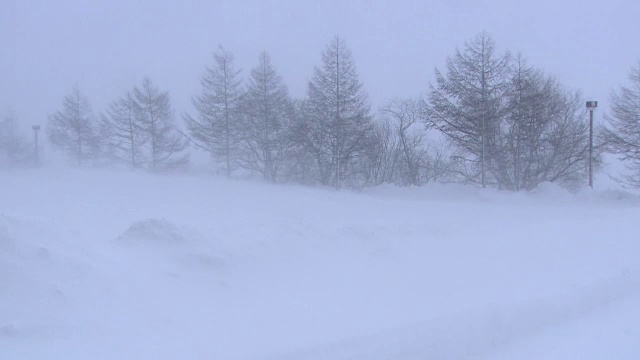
[3,3,640,358]
[2,0,639,129]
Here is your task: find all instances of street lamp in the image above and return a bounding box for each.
[32,125,40,165]
[585,101,597,188]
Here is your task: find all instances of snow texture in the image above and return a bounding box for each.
[1,168,639,359]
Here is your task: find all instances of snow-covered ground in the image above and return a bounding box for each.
[1,169,639,359]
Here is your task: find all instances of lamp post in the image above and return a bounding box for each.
[32,125,40,165]
[585,101,597,188]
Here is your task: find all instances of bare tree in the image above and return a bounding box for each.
[303,36,373,188]
[0,110,30,166]
[360,118,398,186]
[427,34,593,191]
[503,55,590,190]
[603,60,640,187]
[363,98,455,187]
[280,98,321,184]
[238,52,295,181]
[134,78,188,171]
[47,86,99,166]
[100,92,146,168]
[185,46,243,177]
[381,98,427,186]
[427,32,511,187]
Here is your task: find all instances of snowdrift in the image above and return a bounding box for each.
[1,169,639,359]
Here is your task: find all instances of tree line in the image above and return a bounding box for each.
[4,32,640,190]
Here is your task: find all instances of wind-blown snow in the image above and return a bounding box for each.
[1,169,639,359]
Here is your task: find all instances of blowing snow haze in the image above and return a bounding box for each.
[3,1,640,360]
[2,0,639,130]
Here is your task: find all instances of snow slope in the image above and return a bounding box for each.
[1,169,639,359]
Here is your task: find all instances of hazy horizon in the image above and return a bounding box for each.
[2,0,639,132]
[3,3,640,357]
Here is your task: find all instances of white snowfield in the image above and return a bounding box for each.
[1,169,639,359]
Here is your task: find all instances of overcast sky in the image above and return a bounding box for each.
[2,0,639,131]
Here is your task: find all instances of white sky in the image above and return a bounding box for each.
[2,0,639,131]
